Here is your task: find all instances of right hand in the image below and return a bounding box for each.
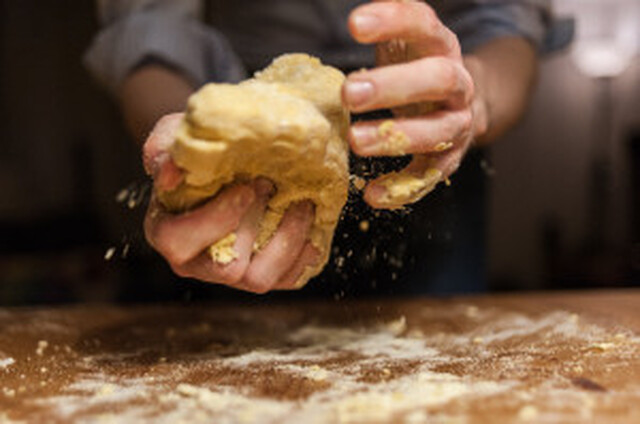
[142,114,320,293]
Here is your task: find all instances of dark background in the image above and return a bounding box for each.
[0,1,638,305]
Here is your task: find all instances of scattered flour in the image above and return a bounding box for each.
[32,318,512,423]
[13,308,640,423]
[0,357,15,369]
[35,340,48,356]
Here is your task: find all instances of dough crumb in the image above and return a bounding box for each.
[518,405,539,421]
[407,329,425,339]
[404,410,428,424]
[465,306,480,318]
[208,233,238,264]
[377,120,410,155]
[36,340,48,356]
[305,365,329,381]
[351,175,366,191]
[385,316,407,336]
[586,342,614,352]
[104,247,116,261]
[377,168,443,208]
[98,384,115,397]
[434,141,454,152]
[358,220,370,232]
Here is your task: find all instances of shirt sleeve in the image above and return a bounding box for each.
[83,0,246,94]
[439,0,569,54]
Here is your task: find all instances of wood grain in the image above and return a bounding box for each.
[1,290,639,423]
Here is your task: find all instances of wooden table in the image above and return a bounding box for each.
[1,290,639,423]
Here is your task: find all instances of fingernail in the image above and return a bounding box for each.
[345,80,374,108]
[156,158,183,191]
[350,126,376,150]
[254,178,275,198]
[352,13,380,37]
[367,183,387,201]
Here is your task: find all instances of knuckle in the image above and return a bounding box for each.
[459,110,473,132]
[441,114,460,138]
[437,60,459,95]
[154,226,191,266]
[442,28,461,55]
[169,263,192,279]
[165,248,191,268]
[244,278,273,294]
[216,262,247,286]
[416,3,438,34]
[459,67,475,105]
[242,270,276,294]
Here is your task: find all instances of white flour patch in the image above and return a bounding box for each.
[20,310,640,423]
[33,319,512,423]
[0,357,15,369]
[0,413,25,424]
[225,322,438,367]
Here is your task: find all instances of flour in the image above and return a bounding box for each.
[0,357,15,369]
[32,317,512,423]
[14,307,640,423]
[35,340,48,356]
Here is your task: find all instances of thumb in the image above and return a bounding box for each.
[142,113,184,191]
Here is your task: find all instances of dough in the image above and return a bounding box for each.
[158,54,350,286]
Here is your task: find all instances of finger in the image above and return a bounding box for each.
[143,113,184,191]
[241,201,315,293]
[343,58,473,112]
[349,110,473,157]
[348,1,459,57]
[142,113,183,174]
[273,242,321,291]
[155,157,184,192]
[364,149,466,209]
[170,179,275,286]
[145,183,256,266]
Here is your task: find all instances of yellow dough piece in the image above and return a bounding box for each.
[158,54,350,287]
[376,168,443,209]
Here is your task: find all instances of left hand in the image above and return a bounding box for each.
[343,0,489,209]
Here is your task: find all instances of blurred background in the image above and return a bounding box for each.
[0,0,638,305]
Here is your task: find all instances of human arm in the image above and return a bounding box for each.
[119,64,194,144]
[465,37,537,145]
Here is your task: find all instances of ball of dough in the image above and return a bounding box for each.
[157,54,350,287]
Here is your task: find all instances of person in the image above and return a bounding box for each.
[85,0,562,297]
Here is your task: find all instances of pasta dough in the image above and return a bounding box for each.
[157,54,350,287]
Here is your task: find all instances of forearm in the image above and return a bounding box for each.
[119,65,195,144]
[464,37,538,146]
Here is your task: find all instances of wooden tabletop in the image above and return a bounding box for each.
[1,290,639,423]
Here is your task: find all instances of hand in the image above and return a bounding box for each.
[343,0,489,209]
[142,114,320,293]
